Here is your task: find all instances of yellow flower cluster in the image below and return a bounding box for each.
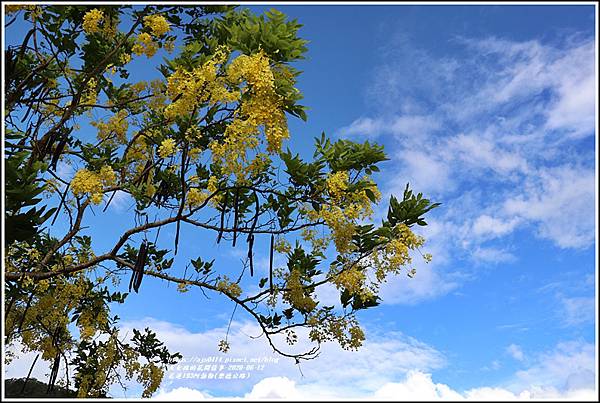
[148,79,167,111]
[307,311,365,350]
[92,110,129,144]
[119,53,131,65]
[82,8,104,34]
[273,237,292,254]
[143,14,170,36]
[205,175,224,207]
[132,32,158,58]
[215,276,242,298]
[126,132,152,162]
[70,165,117,204]
[164,48,237,121]
[207,51,291,182]
[305,177,381,254]
[283,270,317,313]
[332,267,366,295]
[326,171,349,202]
[300,228,328,255]
[81,77,98,107]
[228,51,290,153]
[371,224,426,283]
[308,205,356,254]
[164,39,176,53]
[138,363,164,398]
[5,271,99,364]
[158,138,177,159]
[186,187,209,209]
[188,147,201,161]
[77,308,109,340]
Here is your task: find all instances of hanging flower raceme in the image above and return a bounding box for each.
[82,8,104,34]
[143,14,170,36]
[71,166,117,204]
[158,138,177,159]
[132,32,158,58]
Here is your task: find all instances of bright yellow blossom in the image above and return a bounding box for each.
[158,138,177,159]
[82,9,104,34]
[132,32,158,58]
[70,166,116,204]
[143,14,170,36]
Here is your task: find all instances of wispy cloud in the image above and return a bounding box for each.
[338,31,595,303]
[559,296,595,327]
[145,319,596,400]
[506,344,525,361]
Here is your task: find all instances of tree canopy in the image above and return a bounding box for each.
[3,4,440,398]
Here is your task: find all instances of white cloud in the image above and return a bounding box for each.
[244,377,301,399]
[506,344,525,361]
[513,340,596,393]
[373,370,464,400]
[378,259,459,305]
[123,319,597,400]
[341,34,596,291]
[503,165,595,249]
[391,149,455,195]
[559,296,595,327]
[340,115,441,140]
[471,246,516,264]
[106,189,134,213]
[446,134,529,176]
[155,372,598,400]
[339,116,385,139]
[544,41,596,138]
[4,343,53,382]
[471,214,520,239]
[119,317,446,396]
[154,387,212,400]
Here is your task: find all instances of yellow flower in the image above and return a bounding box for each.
[332,267,366,295]
[186,188,208,208]
[158,138,177,159]
[132,32,158,58]
[91,110,129,144]
[326,171,349,202]
[216,276,242,298]
[70,166,116,205]
[81,77,98,107]
[82,9,104,35]
[119,53,132,65]
[143,14,170,36]
[188,147,202,161]
[273,237,292,254]
[283,270,317,313]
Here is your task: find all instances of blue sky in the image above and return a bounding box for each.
[4,3,597,400]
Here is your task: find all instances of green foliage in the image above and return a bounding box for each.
[132,327,182,364]
[217,8,308,62]
[314,132,388,173]
[387,183,441,227]
[4,132,55,245]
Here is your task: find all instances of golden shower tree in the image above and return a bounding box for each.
[4,4,439,397]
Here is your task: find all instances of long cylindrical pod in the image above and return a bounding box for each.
[133,241,148,293]
[269,234,274,293]
[247,234,254,277]
[217,190,229,244]
[232,188,239,247]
